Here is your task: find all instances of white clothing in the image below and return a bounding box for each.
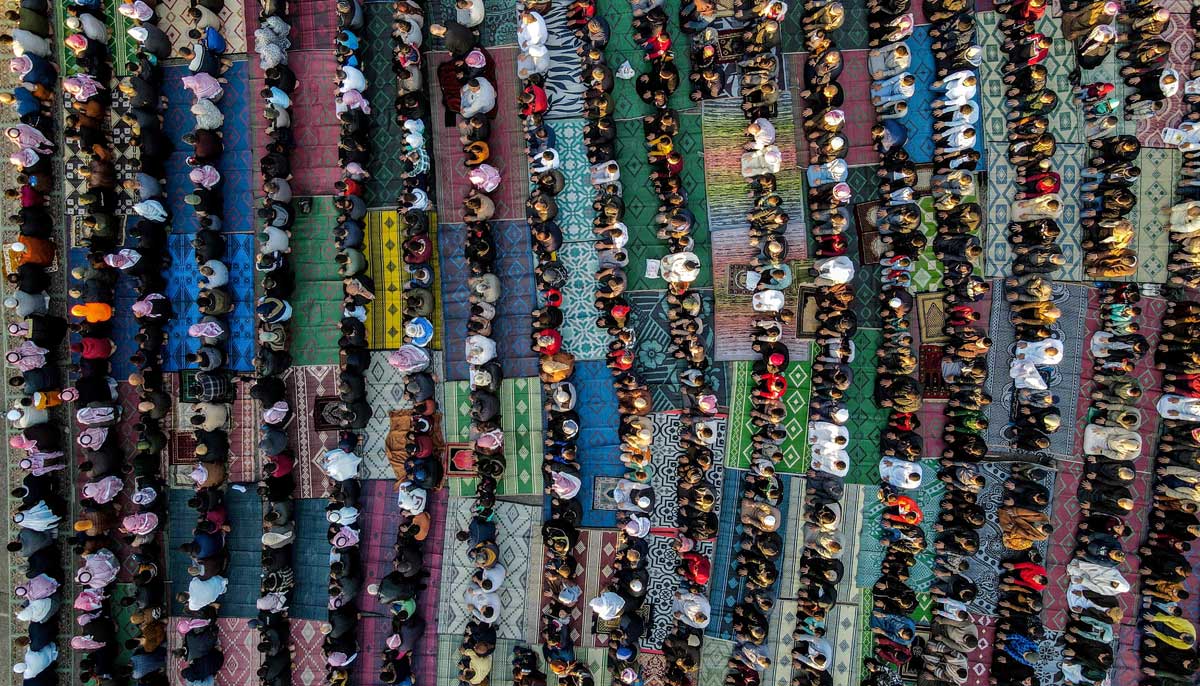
[187,576,229,610]
[589,591,625,621]
[1158,394,1200,422]
[879,456,923,489]
[1013,338,1064,365]
[322,448,362,481]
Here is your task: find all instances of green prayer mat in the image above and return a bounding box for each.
[724,357,814,473]
[442,377,544,497]
[613,114,712,291]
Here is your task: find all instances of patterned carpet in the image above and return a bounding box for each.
[8,2,1191,686]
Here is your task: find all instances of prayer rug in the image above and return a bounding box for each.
[1071,289,1166,466]
[557,241,608,360]
[963,613,997,686]
[707,475,795,640]
[571,361,626,529]
[961,462,1059,615]
[284,364,340,497]
[845,328,892,484]
[289,281,347,367]
[442,376,544,497]
[167,488,264,618]
[288,619,331,686]
[163,61,256,234]
[1125,147,1180,284]
[436,636,523,686]
[615,113,712,291]
[724,354,815,473]
[549,119,593,243]
[360,2,420,207]
[983,141,1086,282]
[358,479,448,609]
[151,0,247,56]
[982,279,1088,460]
[786,50,877,167]
[532,527,621,650]
[826,598,869,686]
[609,115,710,289]
[693,638,736,686]
[846,165,889,328]
[596,0,695,118]
[439,220,540,380]
[637,533,716,649]
[435,500,538,639]
[363,208,408,350]
[646,411,727,528]
[626,290,728,412]
[359,351,432,479]
[244,0,338,50]
[855,458,946,593]
[289,196,345,366]
[249,51,343,196]
[703,95,813,360]
[427,47,529,222]
[163,232,257,372]
[289,500,335,621]
[977,12,1080,145]
[167,618,262,686]
[540,0,587,119]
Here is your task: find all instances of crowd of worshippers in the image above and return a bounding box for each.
[369,2,441,685]
[564,0,665,681]
[247,1,301,684]
[569,0,724,674]
[6,0,173,682]
[1136,11,1200,681]
[1065,0,1172,280]
[715,0,803,682]
[772,0,862,680]
[863,0,972,676]
[424,4,515,685]
[982,0,1071,680]
[1132,296,1200,684]
[622,0,727,673]
[308,0,394,679]
[4,2,70,681]
[1057,282,1153,686]
[1164,7,1200,288]
[515,4,599,686]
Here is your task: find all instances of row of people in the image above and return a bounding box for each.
[4,5,66,684]
[173,2,237,684]
[108,0,179,681]
[249,0,298,683]
[913,0,990,684]
[65,0,163,684]
[1116,0,1177,119]
[722,0,796,682]
[431,9,510,686]
[1056,2,1149,681]
[863,0,925,673]
[791,0,856,681]
[317,0,381,679]
[1162,8,1200,287]
[515,4,593,686]
[372,0,439,684]
[629,0,722,671]
[1134,295,1200,683]
[992,2,1068,684]
[1054,284,1147,686]
[1136,14,1200,681]
[565,1,661,683]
